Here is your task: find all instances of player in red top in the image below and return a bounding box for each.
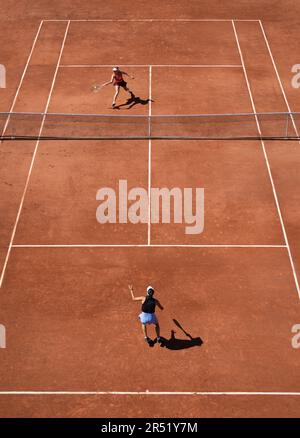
[102,67,135,108]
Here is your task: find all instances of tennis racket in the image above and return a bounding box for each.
[91,84,103,93]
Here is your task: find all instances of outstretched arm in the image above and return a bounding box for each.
[122,71,134,80]
[156,299,164,311]
[128,284,144,301]
[102,74,114,87]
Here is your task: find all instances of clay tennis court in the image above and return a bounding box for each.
[0,1,300,418]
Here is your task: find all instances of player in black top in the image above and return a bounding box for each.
[129,284,164,345]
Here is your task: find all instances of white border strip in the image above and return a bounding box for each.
[147,66,152,245]
[59,64,243,68]
[259,20,300,142]
[12,244,286,248]
[232,20,300,300]
[43,19,261,23]
[0,391,299,396]
[0,21,44,139]
[0,21,71,289]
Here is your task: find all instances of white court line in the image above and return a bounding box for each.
[59,64,243,68]
[0,21,71,289]
[43,19,261,23]
[232,21,300,300]
[12,244,286,248]
[259,20,300,143]
[147,66,152,246]
[0,21,44,139]
[0,391,299,396]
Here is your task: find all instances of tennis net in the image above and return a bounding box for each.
[0,111,299,141]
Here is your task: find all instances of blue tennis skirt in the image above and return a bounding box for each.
[139,312,158,325]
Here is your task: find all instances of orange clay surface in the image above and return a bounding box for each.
[0,0,300,418]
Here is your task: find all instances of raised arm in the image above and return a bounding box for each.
[128,285,144,301]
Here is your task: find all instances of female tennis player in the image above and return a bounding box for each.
[128,284,164,345]
[102,67,135,108]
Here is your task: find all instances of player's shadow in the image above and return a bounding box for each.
[159,319,203,350]
[114,96,154,110]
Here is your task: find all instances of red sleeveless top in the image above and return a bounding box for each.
[113,71,124,85]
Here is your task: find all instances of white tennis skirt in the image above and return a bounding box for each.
[139,312,158,325]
